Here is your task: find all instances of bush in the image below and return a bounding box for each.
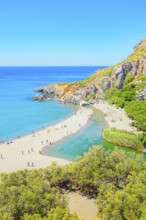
[125,100,146,131]
[102,128,144,151]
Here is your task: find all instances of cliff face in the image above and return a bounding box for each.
[33,39,146,104]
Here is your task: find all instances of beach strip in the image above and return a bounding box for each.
[94,101,136,132]
[0,107,93,173]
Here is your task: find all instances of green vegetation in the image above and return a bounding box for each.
[0,147,146,220]
[105,83,136,108]
[105,72,146,130]
[77,66,114,88]
[125,100,146,131]
[57,82,71,86]
[84,93,95,101]
[102,128,146,150]
[0,163,79,220]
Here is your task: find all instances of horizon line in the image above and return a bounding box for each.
[0,65,109,67]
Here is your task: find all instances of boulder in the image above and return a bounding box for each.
[131,60,139,76]
[103,81,111,92]
[114,66,124,78]
[80,101,90,106]
[115,72,125,89]
[32,94,45,101]
[122,62,133,74]
[136,86,146,100]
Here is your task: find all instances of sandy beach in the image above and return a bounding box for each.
[94,101,137,132]
[67,192,97,220]
[0,101,137,173]
[0,107,93,173]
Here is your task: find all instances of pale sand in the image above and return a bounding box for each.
[67,192,97,220]
[94,101,137,132]
[0,107,93,173]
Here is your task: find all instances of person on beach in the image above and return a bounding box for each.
[32,162,34,167]
[31,148,33,152]
[39,150,42,154]
[27,162,30,166]
[22,151,24,155]
[41,141,43,144]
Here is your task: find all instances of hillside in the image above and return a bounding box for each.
[33,39,146,131]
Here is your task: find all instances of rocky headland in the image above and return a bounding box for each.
[33,39,146,104]
[33,39,146,132]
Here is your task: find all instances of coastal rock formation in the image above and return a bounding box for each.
[33,39,146,105]
[103,81,111,92]
[112,62,133,89]
[74,84,97,99]
[33,85,60,101]
[32,94,46,101]
[136,86,146,100]
[64,95,81,105]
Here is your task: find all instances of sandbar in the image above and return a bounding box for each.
[0,107,93,173]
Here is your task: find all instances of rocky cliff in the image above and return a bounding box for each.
[33,38,146,106]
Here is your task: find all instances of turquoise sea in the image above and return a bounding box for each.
[1,66,143,161]
[0,66,105,142]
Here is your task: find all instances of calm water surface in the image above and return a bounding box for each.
[0,66,103,140]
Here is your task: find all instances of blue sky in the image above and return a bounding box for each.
[0,0,146,66]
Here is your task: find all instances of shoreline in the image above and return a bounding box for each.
[0,107,93,173]
[94,101,137,132]
[0,100,138,174]
[0,102,79,142]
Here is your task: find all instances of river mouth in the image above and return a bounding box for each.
[42,105,146,162]
[42,107,108,161]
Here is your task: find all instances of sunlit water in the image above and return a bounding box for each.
[0,66,103,140]
[1,66,143,161]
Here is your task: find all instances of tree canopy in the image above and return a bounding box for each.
[0,146,146,220]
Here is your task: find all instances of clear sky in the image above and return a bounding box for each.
[0,0,146,66]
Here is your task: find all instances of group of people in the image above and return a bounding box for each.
[22,148,34,155]
[41,140,53,145]
[27,162,34,167]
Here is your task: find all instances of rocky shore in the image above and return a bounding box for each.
[33,39,146,106]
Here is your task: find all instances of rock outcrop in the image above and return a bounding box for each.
[136,86,146,100]
[32,39,146,105]
[74,84,97,99]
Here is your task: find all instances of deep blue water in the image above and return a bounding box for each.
[0,66,105,140]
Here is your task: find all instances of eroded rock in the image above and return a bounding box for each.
[136,86,146,100]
